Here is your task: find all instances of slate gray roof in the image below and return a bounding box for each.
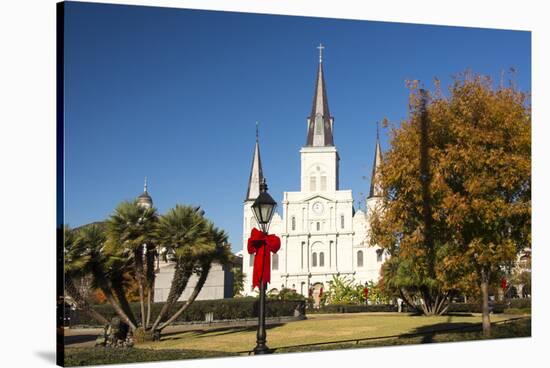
[369,137,383,198]
[245,138,264,201]
[306,62,334,147]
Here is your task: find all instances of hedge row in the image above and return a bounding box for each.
[70,298,305,327]
[507,298,531,309]
[308,301,521,315]
[309,304,397,314]
[447,302,506,314]
[69,298,529,326]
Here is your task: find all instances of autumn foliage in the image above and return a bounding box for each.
[370,71,531,328]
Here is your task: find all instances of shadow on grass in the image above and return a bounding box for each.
[401,321,481,343]
[65,334,98,346]
[161,323,284,341]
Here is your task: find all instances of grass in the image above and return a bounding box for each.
[278,316,531,353]
[138,312,525,353]
[64,313,530,365]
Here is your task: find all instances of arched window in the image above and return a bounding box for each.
[340,215,345,229]
[319,252,325,267]
[376,249,383,262]
[310,176,317,191]
[320,176,327,191]
[249,254,255,267]
[291,216,296,231]
[357,250,364,267]
[316,222,321,231]
[272,253,279,270]
[312,252,317,267]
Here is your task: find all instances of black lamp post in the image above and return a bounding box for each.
[251,177,277,355]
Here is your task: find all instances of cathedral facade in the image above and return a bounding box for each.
[242,53,386,297]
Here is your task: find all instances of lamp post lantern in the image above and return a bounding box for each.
[251,177,277,354]
[251,178,277,233]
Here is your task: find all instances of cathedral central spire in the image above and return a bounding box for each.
[306,44,334,147]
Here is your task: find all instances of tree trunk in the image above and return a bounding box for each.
[65,278,110,325]
[399,289,422,314]
[111,277,138,327]
[134,248,147,328]
[158,263,212,331]
[481,267,491,337]
[145,245,156,328]
[150,262,193,332]
[93,267,138,330]
[101,286,137,330]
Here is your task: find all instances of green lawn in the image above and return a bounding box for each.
[65,313,530,365]
[279,316,531,353]
[138,312,527,353]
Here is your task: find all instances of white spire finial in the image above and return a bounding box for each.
[317,43,325,63]
[144,176,148,193]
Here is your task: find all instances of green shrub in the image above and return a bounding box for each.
[309,304,397,314]
[269,287,306,301]
[64,347,234,366]
[507,298,531,309]
[71,298,305,327]
[447,302,506,314]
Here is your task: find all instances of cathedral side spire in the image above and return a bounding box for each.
[306,43,334,147]
[245,124,264,201]
[369,125,383,198]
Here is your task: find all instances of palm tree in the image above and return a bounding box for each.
[106,200,158,330]
[63,225,109,326]
[157,223,232,331]
[150,205,212,332]
[65,224,139,329]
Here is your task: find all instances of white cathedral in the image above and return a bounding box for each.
[242,50,386,297]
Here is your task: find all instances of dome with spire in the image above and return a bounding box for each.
[137,177,153,208]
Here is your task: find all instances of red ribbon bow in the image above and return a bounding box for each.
[247,227,281,289]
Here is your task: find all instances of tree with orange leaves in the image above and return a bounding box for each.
[370,71,530,336]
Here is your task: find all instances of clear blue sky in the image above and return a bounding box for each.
[63,2,531,252]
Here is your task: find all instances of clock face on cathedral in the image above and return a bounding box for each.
[312,201,324,214]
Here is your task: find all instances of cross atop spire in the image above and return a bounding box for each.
[144,176,148,193]
[317,43,325,63]
[255,121,259,142]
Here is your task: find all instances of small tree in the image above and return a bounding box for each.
[323,275,366,305]
[365,280,392,304]
[232,267,245,297]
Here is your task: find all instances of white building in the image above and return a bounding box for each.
[135,180,237,302]
[242,53,386,297]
